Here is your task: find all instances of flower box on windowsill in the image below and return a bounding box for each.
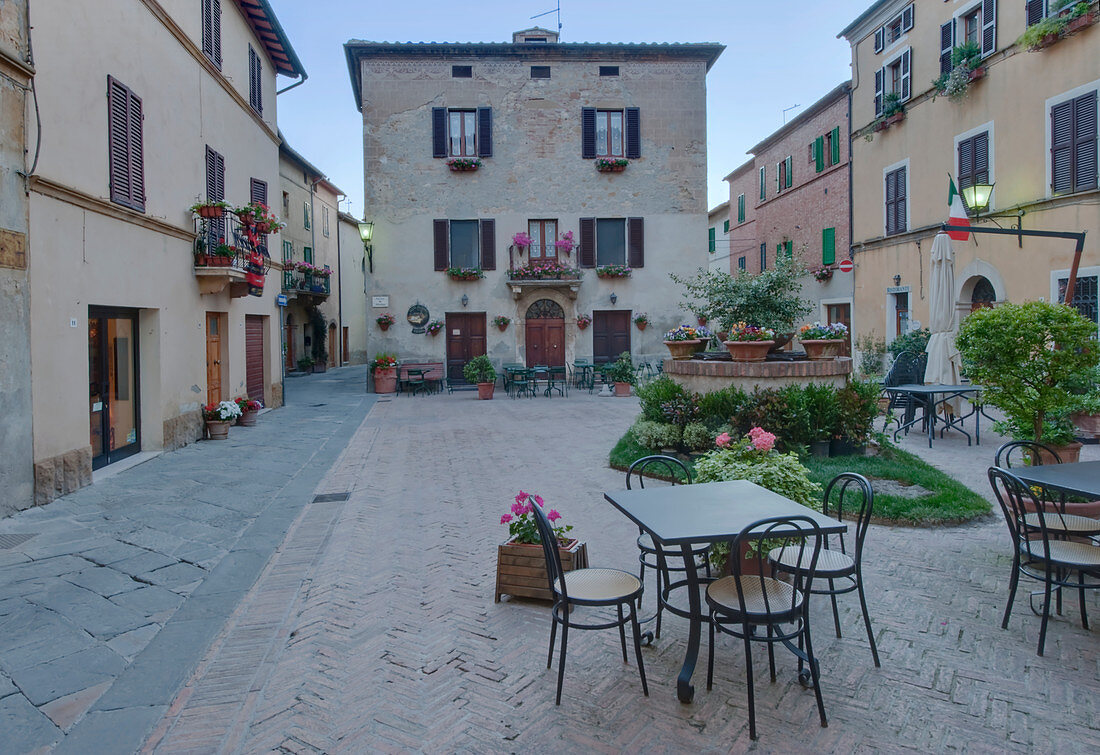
[595,158,629,173]
[968,66,987,82]
[595,265,632,279]
[446,157,482,172]
[445,266,485,281]
[1066,10,1098,34]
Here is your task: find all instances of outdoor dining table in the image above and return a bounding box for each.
[1008,460,1100,499]
[882,383,985,448]
[604,479,847,703]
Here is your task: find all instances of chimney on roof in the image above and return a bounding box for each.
[513,27,559,44]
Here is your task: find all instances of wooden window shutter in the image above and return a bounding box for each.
[1074,91,1098,192]
[708,227,716,252]
[973,131,989,184]
[737,194,745,223]
[958,137,974,190]
[249,45,262,115]
[776,162,782,193]
[759,167,766,200]
[479,219,496,269]
[212,0,221,67]
[874,68,884,116]
[900,49,911,101]
[873,27,884,53]
[581,108,597,159]
[432,108,447,158]
[1026,0,1046,27]
[940,21,955,76]
[785,156,793,188]
[433,219,449,270]
[477,107,493,158]
[814,136,824,172]
[578,217,596,267]
[627,217,644,268]
[250,178,267,206]
[901,4,914,32]
[885,169,896,235]
[108,77,133,209]
[784,240,793,259]
[981,0,997,57]
[1051,100,1074,193]
[625,107,641,159]
[822,227,836,265]
[723,219,729,233]
[760,243,766,270]
[830,126,841,165]
[896,167,907,232]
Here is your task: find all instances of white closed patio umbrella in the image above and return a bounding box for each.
[924,232,963,414]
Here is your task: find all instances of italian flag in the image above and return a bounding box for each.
[947,176,970,241]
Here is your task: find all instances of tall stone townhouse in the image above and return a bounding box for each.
[0,0,33,516]
[707,201,731,273]
[278,138,344,373]
[20,0,305,507]
[337,209,370,366]
[724,82,854,350]
[840,0,1100,353]
[344,28,723,379]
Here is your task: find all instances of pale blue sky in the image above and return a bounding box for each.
[268,0,872,218]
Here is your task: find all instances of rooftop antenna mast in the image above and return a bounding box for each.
[530,0,563,38]
[782,104,801,124]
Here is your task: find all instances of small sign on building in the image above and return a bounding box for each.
[276,293,288,307]
[372,295,390,308]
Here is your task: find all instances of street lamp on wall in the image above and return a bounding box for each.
[961,182,994,217]
[357,221,374,273]
[609,291,618,305]
[461,294,469,307]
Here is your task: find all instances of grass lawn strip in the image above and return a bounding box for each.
[609,431,991,526]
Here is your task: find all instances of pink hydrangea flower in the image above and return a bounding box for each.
[547,509,561,522]
[715,432,731,448]
[751,430,776,452]
[500,514,512,524]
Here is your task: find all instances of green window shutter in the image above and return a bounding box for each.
[708,227,716,252]
[785,156,793,188]
[776,243,782,259]
[759,167,766,200]
[784,240,793,259]
[737,194,745,223]
[303,203,310,229]
[723,219,729,233]
[304,245,313,264]
[822,227,836,265]
[282,240,292,262]
[815,136,824,173]
[830,127,840,165]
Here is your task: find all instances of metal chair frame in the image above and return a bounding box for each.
[530,500,648,705]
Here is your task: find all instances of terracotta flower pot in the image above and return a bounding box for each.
[205,420,229,440]
[577,321,589,330]
[697,316,708,326]
[1034,441,1082,465]
[968,66,986,82]
[664,339,702,360]
[373,367,397,394]
[477,382,495,400]
[635,321,647,331]
[613,381,632,397]
[801,339,844,361]
[378,321,390,331]
[1071,411,1100,438]
[197,205,224,219]
[723,340,774,362]
[496,323,508,332]
[237,410,257,427]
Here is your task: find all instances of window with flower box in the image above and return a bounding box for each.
[578,217,644,268]
[582,107,641,159]
[433,218,496,271]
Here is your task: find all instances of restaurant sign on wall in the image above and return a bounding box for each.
[407,303,429,334]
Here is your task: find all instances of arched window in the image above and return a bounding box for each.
[525,299,564,319]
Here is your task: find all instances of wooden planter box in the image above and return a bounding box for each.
[495,538,588,602]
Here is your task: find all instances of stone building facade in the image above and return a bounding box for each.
[707,201,731,273]
[337,210,370,366]
[840,0,1100,351]
[344,29,723,376]
[0,0,33,516]
[23,0,304,506]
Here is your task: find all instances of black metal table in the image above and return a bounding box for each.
[604,480,846,704]
[1009,460,1100,499]
[882,383,984,447]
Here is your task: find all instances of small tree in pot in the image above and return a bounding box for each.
[604,351,636,397]
[463,354,497,399]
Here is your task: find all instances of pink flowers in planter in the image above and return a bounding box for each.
[715,427,775,452]
[500,491,572,544]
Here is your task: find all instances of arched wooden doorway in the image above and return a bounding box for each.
[328,322,337,367]
[525,299,565,366]
[970,276,995,311]
[284,313,295,371]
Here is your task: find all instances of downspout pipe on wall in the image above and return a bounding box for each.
[335,193,345,365]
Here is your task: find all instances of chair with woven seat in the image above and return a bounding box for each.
[768,473,880,667]
[706,515,827,740]
[988,466,1100,656]
[529,499,648,705]
[994,440,1100,532]
[626,455,709,639]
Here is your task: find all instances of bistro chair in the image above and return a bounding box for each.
[994,441,1100,533]
[706,515,828,740]
[882,351,930,431]
[625,455,709,640]
[529,498,648,705]
[510,369,535,399]
[988,466,1100,656]
[546,365,568,397]
[768,473,880,667]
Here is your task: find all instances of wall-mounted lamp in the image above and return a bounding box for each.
[610,291,618,305]
[961,182,994,217]
[893,274,902,287]
[461,293,469,307]
[357,221,374,273]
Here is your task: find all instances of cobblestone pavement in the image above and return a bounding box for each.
[0,368,375,753]
[140,390,1100,753]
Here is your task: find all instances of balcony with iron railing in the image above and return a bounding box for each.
[192,214,271,297]
[282,264,332,300]
[506,246,584,300]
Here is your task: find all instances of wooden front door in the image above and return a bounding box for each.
[342,326,349,364]
[206,312,222,405]
[445,312,486,383]
[524,299,565,366]
[245,315,265,402]
[284,314,295,372]
[328,323,337,367]
[592,310,630,363]
[824,303,852,356]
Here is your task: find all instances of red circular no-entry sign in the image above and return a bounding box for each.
[838,258,854,273]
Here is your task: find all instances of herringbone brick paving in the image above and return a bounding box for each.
[147,392,1100,753]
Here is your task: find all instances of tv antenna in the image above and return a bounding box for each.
[782,104,801,124]
[531,1,563,37]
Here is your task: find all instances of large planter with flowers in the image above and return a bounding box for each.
[371,353,398,394]
[801,340,843,360]
[495,491,587,602]
[235,397,262,427]
[723,324,776,362]
[663,325,711,360]
[202,399,241,440]
[664,340,702,360]
[799,322,848,360]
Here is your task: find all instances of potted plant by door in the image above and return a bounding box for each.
[463,354,497,399]
[376,312,395,331]
[663,325,708,360]
[798,321,848,360]
[371,353,399,394]
[723,323,776,362]
[604,351,635,397]
[203,400,241,440]
[496,491,588,602]
[633,312,649,331]
[234,397,262,427]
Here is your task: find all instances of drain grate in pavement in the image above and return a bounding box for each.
[0,533,38,550]
[312,492,351,503]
